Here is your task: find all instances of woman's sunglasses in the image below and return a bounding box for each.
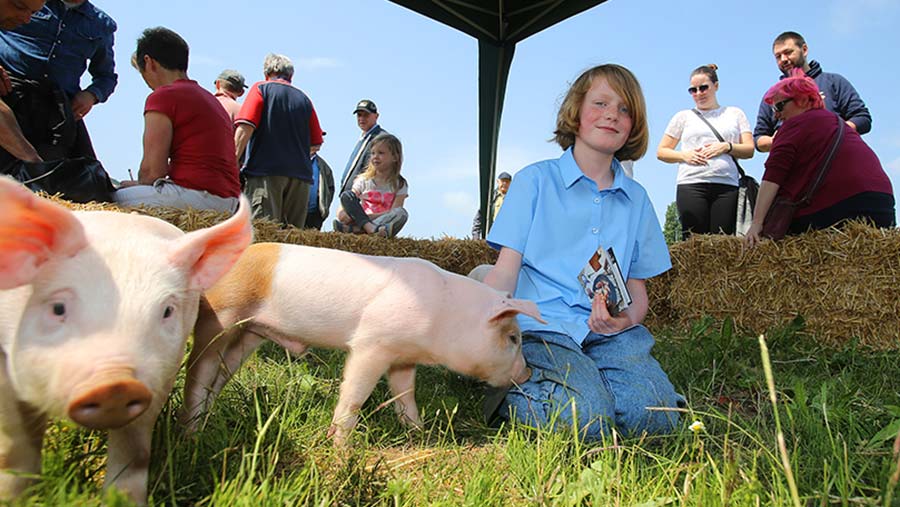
[688,84,710,94]
[771,98,793,113]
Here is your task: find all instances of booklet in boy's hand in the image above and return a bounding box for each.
[577,245,632,315]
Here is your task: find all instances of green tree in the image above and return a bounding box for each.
[663,201,681,246]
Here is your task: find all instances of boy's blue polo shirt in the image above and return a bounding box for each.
[487,148,671,345]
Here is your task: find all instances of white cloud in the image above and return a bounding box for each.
[886,157,900,174]
[295,57,341,71]
[828,0,896,35]
[442,190,478,215]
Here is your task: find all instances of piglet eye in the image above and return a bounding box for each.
[508,334,519,345]
[163,306,174,319]
[52,303,66,317]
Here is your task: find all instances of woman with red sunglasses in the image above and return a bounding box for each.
[656,64,755,238]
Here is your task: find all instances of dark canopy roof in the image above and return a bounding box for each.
[388,0,608,234]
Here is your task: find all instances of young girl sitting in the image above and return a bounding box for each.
[334,133,409,238]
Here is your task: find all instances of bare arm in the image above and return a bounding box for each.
[657,134,707,166]
[483,247,522,295]
[234,122,255,161]
[137,111,173,184]
[731,131,755,159]
[744,180,781,248]
[755,134,774,153]
[0,101,41,162]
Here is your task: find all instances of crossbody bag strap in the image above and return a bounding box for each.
[691,108,746,179]
[797,115,845,206]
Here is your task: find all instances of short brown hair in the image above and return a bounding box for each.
[773,31,805,48]
[553,64,648,161]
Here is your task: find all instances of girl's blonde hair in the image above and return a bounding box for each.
[552,63,649,161]
[359,133,406,192]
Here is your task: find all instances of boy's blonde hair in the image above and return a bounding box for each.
[358,133,406,192]
[552,64,649,161]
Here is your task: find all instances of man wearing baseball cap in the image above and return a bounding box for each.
[213,69,246,121]
[492,171,512,221]
[338,98,387,195]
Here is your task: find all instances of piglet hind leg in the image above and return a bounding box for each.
[328,348,392,447]
[387,365,423,429]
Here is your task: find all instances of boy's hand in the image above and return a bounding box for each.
[588,293,632,335]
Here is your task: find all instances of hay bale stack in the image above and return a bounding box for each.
[57,200,498,277]
[58,199,899,349]
[646,222,900,350]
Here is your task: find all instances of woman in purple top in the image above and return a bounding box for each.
[746,71,894,247]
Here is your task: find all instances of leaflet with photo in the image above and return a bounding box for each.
[577,245,631,315]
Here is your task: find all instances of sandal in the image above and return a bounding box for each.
[373,222,394,238]
[333,219,351,233]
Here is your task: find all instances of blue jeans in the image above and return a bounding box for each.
[497,326,684,439]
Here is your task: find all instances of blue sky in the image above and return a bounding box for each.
[85,0,900,239]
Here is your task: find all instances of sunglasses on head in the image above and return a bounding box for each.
[688,84,710,94]
[771,98,793,113]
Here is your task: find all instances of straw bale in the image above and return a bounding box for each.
[53,199,497,276]
[645,222,900,350]
[53,197,900,349]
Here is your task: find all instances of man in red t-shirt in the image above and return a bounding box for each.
[115,27,241,212]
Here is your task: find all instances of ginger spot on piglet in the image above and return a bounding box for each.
[205,242,281,310]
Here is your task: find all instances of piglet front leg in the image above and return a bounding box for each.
[329,348,392,446]
[103,386,167,505]
[0,398,46,500]
[0,353,47,500]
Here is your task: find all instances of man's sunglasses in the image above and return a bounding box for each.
[771,98,793,113]
[688,84,710,94]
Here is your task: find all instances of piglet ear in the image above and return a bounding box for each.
[0,177,87,289]
[167,195,253,291]
[488,296,547,325]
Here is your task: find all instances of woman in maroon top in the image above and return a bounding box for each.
[746,72,894,247]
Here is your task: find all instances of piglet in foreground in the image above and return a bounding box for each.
[181,242,544,445]
[0,177,252,505]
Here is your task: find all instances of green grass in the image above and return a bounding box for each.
[11,317,900,506]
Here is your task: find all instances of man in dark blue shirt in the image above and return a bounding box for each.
[0,0,116,160]
[753,31,871,152]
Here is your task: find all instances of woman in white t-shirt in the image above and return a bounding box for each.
[656,64,754,237]
[334,133,409,238]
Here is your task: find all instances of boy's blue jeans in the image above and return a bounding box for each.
[496,325,684,439]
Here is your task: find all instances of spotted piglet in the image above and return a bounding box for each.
[181,242,544,445]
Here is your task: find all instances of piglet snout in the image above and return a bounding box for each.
[67,370,152,430]
[513,366,532,385]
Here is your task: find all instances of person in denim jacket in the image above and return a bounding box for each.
[0,0,116,160]
[484,64,684,439]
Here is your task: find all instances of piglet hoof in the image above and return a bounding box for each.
[327,424,351,449]
[176,411,202,437]
[67,379,152,430]
[399,414,424,430]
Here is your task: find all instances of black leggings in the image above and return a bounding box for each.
[340,190,371,226]
[789,191,896,234]
[676,183,738,237]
